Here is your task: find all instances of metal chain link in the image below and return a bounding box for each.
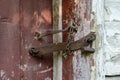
[62,21,77,58]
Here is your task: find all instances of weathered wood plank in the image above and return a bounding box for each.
[20,0,53,80]
[62,0,93,80]
[0,0,20,80]
[72,0,94,80]
[92,0,105,80]
[52,0,62,80]
[62,1,74,80]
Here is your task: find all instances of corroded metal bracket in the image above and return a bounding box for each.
[29,32,96,58]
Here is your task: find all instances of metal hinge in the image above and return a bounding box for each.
[29,32,96,59]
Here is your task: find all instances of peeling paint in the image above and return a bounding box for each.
[19,64,28,71]
[45,77,51,80]
[0,0,53,80]
[0,70,11,80]
[91,0,106,80]
[11,71,14,77]
[72,0,93,80]
[38,67,53,74]
[19,63,42,71]
[53,0,62,80]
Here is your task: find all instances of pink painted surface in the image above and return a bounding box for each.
[0,0,53,80]
[0,0,20,80]
[0,0,94,80]
[20,0,53,80]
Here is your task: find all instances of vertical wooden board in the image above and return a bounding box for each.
[92,0,105,80]
[62,0,75,80]
[53,0,62,80]
[20,0,53,80]
[62,0,93,80]
[0,0,20,80]
[73,0,93,80]
[62,1,75,80]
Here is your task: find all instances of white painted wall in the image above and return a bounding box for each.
[92,0,120,79]
[104,0,120,76]
[92,0,105,80]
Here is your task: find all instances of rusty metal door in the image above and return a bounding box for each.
[0,0,94,80]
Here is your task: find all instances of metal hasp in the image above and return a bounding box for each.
[29,32,96,58]
[34,26,77,41]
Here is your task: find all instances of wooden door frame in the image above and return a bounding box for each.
[52,0,62,80]
[92,0,105,80]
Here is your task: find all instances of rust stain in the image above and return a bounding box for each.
[62,1,75,80]
[62,0,94,80]
[0,0,94,80]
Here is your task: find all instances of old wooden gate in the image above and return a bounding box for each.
[0,0,95,80]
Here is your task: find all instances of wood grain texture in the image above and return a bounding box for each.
[92,0,105,80]
[62,1,74,80]
[72,0,93,80]
[0,0,20,80]
[20,0,53,80]
[0,1,98,80]
[52,0,62,80]
[62,0,94,80]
